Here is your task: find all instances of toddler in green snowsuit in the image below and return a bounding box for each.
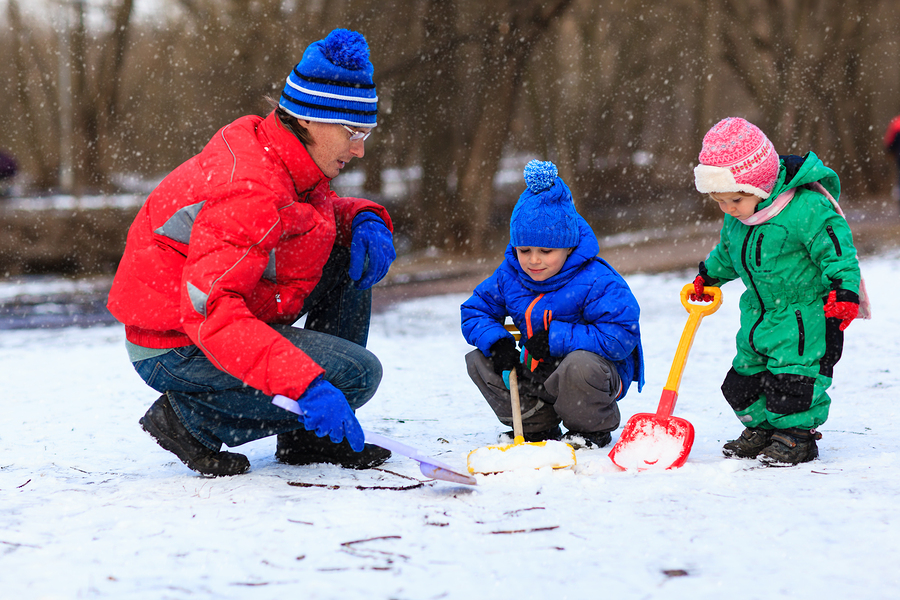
[691,117,867,465]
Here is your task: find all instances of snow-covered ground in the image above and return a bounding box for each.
[2,254,899,599]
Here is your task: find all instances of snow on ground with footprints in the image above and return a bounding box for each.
[2,253,900,599]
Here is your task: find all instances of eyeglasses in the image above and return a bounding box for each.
[341,124,372,141]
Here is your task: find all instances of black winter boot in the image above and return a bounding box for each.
[498,425,562,444]
[722,427,774,459]
[276,427,391,470]
[562,430,613,449]
[758,428,822,465]
[140,394,250,477]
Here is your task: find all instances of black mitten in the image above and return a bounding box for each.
[489,338,520,375]
[523,329,551,361]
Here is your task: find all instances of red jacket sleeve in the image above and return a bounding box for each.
[330,189,393,247]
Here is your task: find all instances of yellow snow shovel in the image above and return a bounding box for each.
[467,367,576,475]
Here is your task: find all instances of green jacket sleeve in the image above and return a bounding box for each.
[798,189,861,295]
[703,221,740,285]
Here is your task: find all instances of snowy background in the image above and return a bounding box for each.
[2,253,900,599]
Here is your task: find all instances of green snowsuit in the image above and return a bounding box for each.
[702,152,861,430]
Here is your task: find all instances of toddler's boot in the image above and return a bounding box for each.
[758,428,822,465]
[722,427,773,458]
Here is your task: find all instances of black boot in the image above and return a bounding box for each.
[562,430,612,449]
[498,425,562,444]
[758,428,821,465]
[722,427,773,459]
[140,395,250,477]
[275,427,391,469]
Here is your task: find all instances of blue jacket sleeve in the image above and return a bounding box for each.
[461,270,515,356]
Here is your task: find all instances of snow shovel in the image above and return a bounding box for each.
[608,283,722,471]
[271,395,476,485]
[466,369,576,474]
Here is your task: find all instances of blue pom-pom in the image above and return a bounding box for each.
[523,160,558,193]
[323,29,370,71]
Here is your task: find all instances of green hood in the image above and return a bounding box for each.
[759,151,840,211]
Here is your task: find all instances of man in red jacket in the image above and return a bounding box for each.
[107,29,396,476]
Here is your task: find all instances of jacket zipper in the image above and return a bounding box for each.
[741,229,766,356]
[275,292,283,315]
[795,310,805,356]
[524,294,545,372]
[755,233,764,267]
[826,225,842,256]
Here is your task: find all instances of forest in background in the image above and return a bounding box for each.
[3,0,900,256]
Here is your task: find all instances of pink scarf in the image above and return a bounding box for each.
[738,183,871,320]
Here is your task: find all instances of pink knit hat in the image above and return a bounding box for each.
[694,117,779,199]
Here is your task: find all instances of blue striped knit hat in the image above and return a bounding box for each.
[279,29,377,128]
[509,160,580,248]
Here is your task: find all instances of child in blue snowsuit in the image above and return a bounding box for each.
[461,160,644,448]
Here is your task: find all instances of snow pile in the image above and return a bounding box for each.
[467,439,576,474]
[609,418,691,471]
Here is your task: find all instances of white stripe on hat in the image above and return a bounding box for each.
[285,77,378,104]
[277,103,377,128]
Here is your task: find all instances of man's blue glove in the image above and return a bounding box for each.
[349,212,396,290]
[296,377,365,451]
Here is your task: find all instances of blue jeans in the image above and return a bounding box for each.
[132,247,382,450]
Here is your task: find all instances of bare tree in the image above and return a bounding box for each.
[715,0,890,197]
[4,0,900,248]
[6,0,58,190]
[451,0,575,253]
[67,0,136,192]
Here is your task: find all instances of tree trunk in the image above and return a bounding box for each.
[7,0,58,190]
[454,0,574,253]
[410,0,461,250]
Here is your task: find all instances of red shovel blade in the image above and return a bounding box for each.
[608,412,695,471]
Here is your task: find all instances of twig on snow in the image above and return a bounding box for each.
[287,481,425,491]
[489,526,559,534]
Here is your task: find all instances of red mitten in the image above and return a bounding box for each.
[824,290,859,331]
[690,275,713,302]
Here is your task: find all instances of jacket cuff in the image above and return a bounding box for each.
[352,211,386,230]
[698,261,720,286]
[832,289,859,304]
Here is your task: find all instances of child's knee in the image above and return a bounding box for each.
[465,349,492,383]
[548,351,621,431]
[546,351,618,396]
[721,367,765,411]
[763,372,816,414]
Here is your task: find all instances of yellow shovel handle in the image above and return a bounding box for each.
[663,284,723,394]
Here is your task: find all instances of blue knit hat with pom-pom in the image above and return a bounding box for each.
[509,160,580,248]
[279,29,377,127]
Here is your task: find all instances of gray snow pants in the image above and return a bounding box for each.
[465,349,621,434]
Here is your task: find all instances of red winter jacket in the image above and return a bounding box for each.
[107,111,392,400]
[885,115,900,155]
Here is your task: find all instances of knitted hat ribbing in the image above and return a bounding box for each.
[279,29,378,128]
[694,117,779,198]
[509,160,580,249]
